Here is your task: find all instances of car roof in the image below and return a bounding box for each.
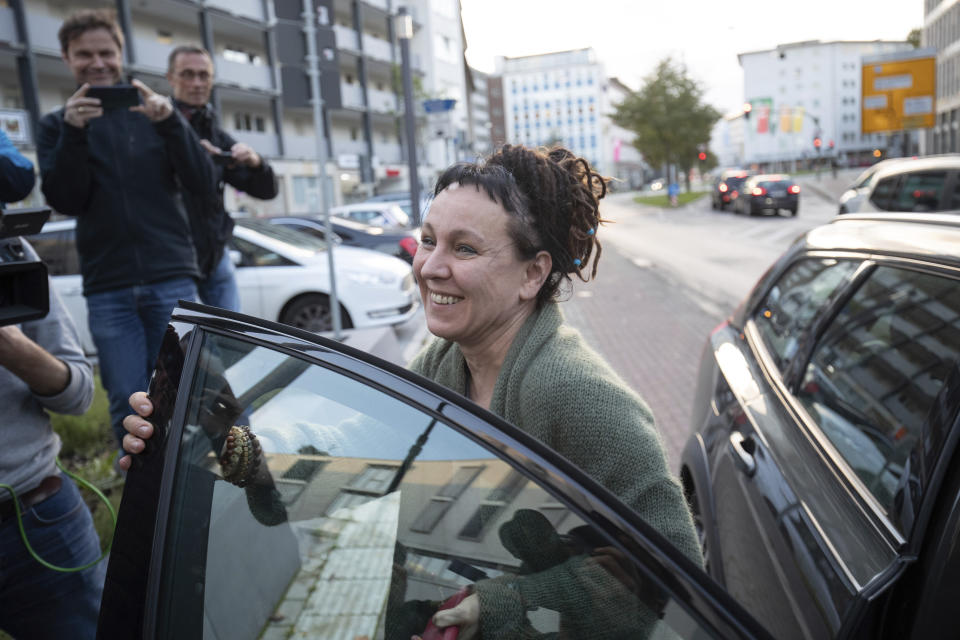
[750,174,793,182]
[802,213,960,270]
[870,154,960,181]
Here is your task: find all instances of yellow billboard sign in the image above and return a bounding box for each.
[862,48,936,134]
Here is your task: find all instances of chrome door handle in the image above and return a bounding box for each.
[728,431,756,477]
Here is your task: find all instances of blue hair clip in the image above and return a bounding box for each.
[573,258,582,266]
[587,228,595,236]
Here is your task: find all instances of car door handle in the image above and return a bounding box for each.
[728,431,757,478]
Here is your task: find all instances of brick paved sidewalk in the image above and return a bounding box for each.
[562,242,725,471]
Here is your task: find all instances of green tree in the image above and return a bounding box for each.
[613,58,720,191]
[907,28,922,48]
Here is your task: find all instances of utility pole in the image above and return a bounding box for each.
[303,0,342,339]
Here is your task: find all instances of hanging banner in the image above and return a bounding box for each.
[791,106,805,133]
[779,106,793,133]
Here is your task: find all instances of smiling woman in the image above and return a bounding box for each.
[407,144,702,637]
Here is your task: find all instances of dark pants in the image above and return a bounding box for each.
[0,474,105,640]
[87,277,198,447]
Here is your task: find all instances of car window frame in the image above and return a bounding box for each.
[746,253,960,548]
[869,174,902,211]
[99,301,776,640]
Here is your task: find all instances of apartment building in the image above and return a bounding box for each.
[0,0,469,214]
[495,48,606,169]
[603,77,645,189]
[464,64,491,158]
[923,0,960,153]
[737,39,911,168]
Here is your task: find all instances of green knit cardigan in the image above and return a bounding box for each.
[409,303,702,637]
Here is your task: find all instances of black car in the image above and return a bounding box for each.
[711,170,752,211]
[734,173,800,216]
[265,215,419,264]
[682,213,960,640]
[97,302,777,639]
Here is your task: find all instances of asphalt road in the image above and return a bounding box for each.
[561,186,842,469]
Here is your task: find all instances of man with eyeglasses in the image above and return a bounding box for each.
[166,45,278,311]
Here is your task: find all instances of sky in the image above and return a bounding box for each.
[460,0,925,115]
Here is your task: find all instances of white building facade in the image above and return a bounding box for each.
[923,0,960,154]
[737,40,911,169]
[602,77,645,189]
[496,48,606,170]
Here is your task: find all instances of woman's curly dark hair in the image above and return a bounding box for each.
[433,144,609,307]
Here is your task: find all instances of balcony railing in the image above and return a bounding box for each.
[333,24,359,51]
[362,0,390,12]
[366,87,397,113]
[216,57,273,91]
[361,33,393,62]
[135,37,175,74]
[25,10,61,55]
[227,130,279,157]
[339,82,364,109]
[373,142,402,164]
[205,0,267,22]
[0,7,18,46]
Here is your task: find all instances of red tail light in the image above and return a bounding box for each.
[788,185,800,194]
[731,190,739,199]
[399,236,418,258]
[751,186,766,196]
[718,183,728,193]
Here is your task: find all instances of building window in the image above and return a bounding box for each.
[458,471,527,541]
[325,464,398,516]
[156,29,172,45]
[223,47,262,65]
[410,466,483,533]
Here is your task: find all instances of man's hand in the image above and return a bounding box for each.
[130,79,173,122]
[0,325,70,396]
[63,83,103,129]
[230,142,262,168]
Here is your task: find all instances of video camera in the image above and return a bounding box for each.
[0,207,51,326]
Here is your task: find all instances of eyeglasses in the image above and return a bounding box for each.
[176,70,212,81]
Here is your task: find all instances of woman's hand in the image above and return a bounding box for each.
[117,391,154,472]
[431,593,479,640]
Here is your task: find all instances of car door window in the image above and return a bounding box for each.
[889,171,948,212]
[154,330,729,640]
[870,176,900,210]
[229,236,291,267]
[796,266,960,529]
[754,259,860,374]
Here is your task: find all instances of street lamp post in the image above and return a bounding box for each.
[302,0,341,338]
[395,8,421,226]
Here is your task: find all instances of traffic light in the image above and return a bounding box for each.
[813,137,822,149]
[743,102,752,120]
[828,140,835,150]
[698,151,707,161]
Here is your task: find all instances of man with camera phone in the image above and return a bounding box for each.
[0,131,101,639]
[36,9,214,448]
[167,44,278,311]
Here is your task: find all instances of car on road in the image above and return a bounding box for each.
[332,201,412,228]
[711,170,752,211]
[96,300,775,640]
[364,190,432,222]
[26,218,418,354]
[264,215,419,264]
[846,154,960,214]
[733,173,799,216]
[682,213,960,639]
[836,158,906,214]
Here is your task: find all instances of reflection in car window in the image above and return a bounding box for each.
[229,236,291,267]
[890,171,947,212]
[155,332,717,639]
[237,219,331,252]
[796,267,960,530]
[870,176,900,210]
[754,259,859,374]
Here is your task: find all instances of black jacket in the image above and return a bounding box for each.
[176,101,278,277]
[37,106,213,295]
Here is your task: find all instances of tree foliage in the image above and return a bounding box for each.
[613,58,720,189]
[907,28,921,49]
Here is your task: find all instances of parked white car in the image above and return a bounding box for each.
[26,218,419,355]
[330,201,412,228]
[841,154,960,215]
